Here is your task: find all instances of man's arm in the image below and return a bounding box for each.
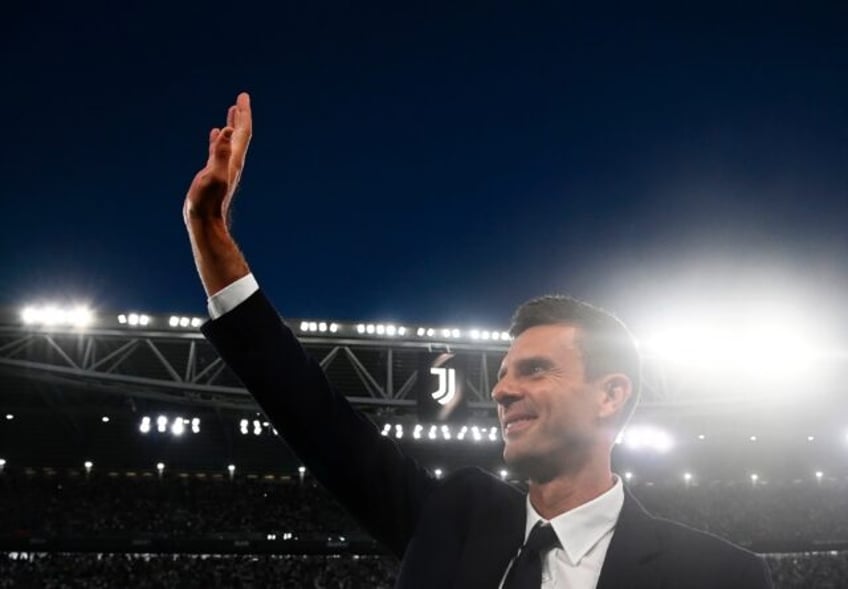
[183,92,252,297]
[182,94,436,556]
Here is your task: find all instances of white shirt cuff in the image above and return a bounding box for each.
[207,273,259,319]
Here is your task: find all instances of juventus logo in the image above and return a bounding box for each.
[430,367,457,406]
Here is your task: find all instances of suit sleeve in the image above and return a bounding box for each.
[201,290,436,557]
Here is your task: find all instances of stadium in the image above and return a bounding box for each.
[1,303,847,587]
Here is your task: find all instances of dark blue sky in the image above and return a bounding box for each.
[3,3,847,332]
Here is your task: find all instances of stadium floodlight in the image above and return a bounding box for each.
[253,420,262,436]
[807,435,815,442]
[308,322,317,332]
[169,316,180,327]
[239,419,249,435]
[190,317,203,328]
[84,461,93,471]
[171,418,185,436]
[101,416,109,423]
[357,324,366,334]
[434,468,443,479]
[298,466,306,476]
[697,434,706,440]
[749,435,757,442]
[21,304,93,327]
[156,462,165,471]
[416,327,425,336]
[428,425,437,440]
[228,464,236,473]
[624,472,633,482]
[470,329,480,340]
[366,324,375,334]
[815,471,823,481]
[118,314,128,324]
[139,417,151,434]
[329,323,339,333]
[5,414,13,421]
[398,326,407,336]
[0,458,5,468]
[426,328,435,337]
[156,415,167,433]
[481,330,491,340]
[491,332,501,341]
[620,425,674,453]
[318,322,327,333]
[643,303,828,387]
[178,317,189,328]
[191,418,200,434]
[683,472,692,483]
[376,324,386,335]
[489,427,499,442]
[500,469,508,480]
[386,325,396,336]
[441,328,451,338]
[750,473,758,483]
[395,424,404,439]
[451,329,460,338]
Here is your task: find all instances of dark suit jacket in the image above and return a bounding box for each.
[202,290,773,588]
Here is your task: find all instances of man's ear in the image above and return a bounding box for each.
[596,374,632,421]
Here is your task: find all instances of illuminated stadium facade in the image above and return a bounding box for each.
[1,304,847,482]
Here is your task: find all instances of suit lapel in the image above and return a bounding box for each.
[596,488,662,589]
[454,487,526,588]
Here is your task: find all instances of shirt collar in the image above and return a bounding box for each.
[524,474,624,566]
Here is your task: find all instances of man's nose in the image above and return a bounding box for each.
[491,375,521,406]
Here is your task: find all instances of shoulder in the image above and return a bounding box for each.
[645,513,772,586]
[649,514,759,562]
[614,491,773,587]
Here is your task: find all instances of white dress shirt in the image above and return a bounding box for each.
[500,476,624,589]
[208,275,626,589]
[207,273,259,318]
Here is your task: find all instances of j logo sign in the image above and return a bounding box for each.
[430,367,457,406]
[417,353,468,422]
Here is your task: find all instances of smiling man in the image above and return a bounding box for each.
[186,93,773,588]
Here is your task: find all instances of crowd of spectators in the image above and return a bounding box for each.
[2,469,848,585]
[2,470,847,548]
[0,553,398,588]
[1,551,847,587]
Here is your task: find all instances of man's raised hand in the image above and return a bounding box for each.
[184,92,253,225]
[183,93,253,298]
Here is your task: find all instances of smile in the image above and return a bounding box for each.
[503,416,537,435]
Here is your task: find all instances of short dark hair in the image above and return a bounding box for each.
[509,295,641,429]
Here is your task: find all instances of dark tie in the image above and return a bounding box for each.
[502,522,561,589]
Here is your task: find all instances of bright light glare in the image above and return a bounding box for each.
[21,305,93,327]
[620,425,674,453]
[644,305,825,383]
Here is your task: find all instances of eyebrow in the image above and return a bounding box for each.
[497,355,556,380]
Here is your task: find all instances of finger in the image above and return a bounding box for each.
[227,105,236,129]
[207,128,221,159]
[231,93,253,160]
[207,127,234,171]
[236,92,252,136]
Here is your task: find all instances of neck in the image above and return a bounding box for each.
[527,453,615,520]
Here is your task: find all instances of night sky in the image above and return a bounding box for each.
[3,3,847,336]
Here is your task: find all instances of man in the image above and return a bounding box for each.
[184,93,773,588]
